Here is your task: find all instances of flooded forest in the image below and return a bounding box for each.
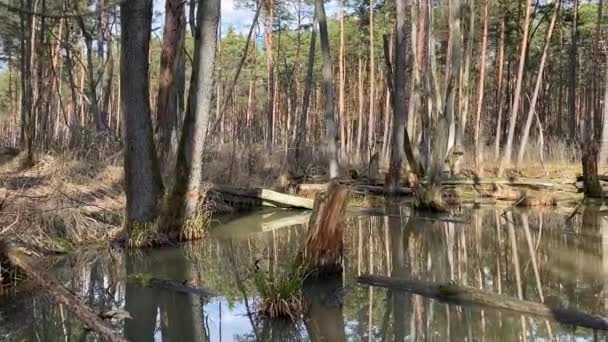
[0,0,608,340]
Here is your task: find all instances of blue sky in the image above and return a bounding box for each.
[153,0,339,35]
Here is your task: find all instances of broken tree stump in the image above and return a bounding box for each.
[0,241,128,342]
[358,275,608,331]
[302,181,350,274]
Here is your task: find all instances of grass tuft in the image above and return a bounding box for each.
[252,263,307,321]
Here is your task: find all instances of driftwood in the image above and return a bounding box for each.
[0,241,127,342]
[359,275,608,331]
[148,278,215,297]
[210,185,314,210]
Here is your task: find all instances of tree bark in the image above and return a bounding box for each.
[569,0,579,140]
[120,0,164,226]
[155,0,185,169]
[473,0,489,173]
[162,0,220,236]
[264,0,275,147]
[293,14,316,176]
[516,0,560,165]
[497,0,532,175]
[494,16,506,160]
[315,0,339,179]
[386,0,411,193]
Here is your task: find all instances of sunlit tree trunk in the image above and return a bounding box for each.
[497,0,532,176]
[386,0,411,193]
[516,0,560,165]
[569,0,579,140]
[339,0,346,161]
[494,16,506,160]
[473,0,489,173]
[163,0,220,236]
[293,15,316,176]
[155,0,186,170]
[120,0,164,228]
[315,0,339,179]
[264,0,275,147]
[368,0,376,157]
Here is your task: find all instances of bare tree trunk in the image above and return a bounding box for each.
[339,0,346,161]
[155,0,185,169]
[368,0,376,157]
[494,16,506,161]
[162,0,220,238]
[120,0,164,228]
[386,0,412,193]
[516,0,560,165]
[315,0,339,179]
[74,11,104,131]
[569,0,579,140]
[264,0,275,147]
[19,0,34,163]
[293,14,316,176]
[497,0,532,176]
[474,0,489,173]
[357,57,364,162]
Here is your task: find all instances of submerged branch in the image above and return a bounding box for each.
[359,275,608,331]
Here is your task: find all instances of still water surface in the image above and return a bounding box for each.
[1,206,608,341]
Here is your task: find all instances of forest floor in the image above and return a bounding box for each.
[0,150,124,253]
[0,146,601,252]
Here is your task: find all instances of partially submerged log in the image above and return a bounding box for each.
[302,181,350,274]
[0,241,128,342]
[148,278,215,297]
[439,177,579,192]
[300,183,412,196]
[359,275,608,331]
[209,185,314,210]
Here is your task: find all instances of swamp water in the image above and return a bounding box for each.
[1,206,608,341]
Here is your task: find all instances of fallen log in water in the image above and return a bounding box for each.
[0,241,128,342]
[358,275,608,331]
[148,278,215,297]
[439,177,579,192]
[300,183,412,196]
[210,185,314,210]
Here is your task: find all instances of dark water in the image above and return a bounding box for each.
[1,206,608,341]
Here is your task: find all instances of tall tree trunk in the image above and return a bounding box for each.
[356,57,364,162]
[386,0,412,193]
[293,14,316,176]
[569,0,579,140]
[155,0,186,170]
[339,0,346,162]
[497,0,532,176]
[120,0,164,228]
[516,0,560,165]
[162,0,220,238]
[473,0,489,173]
[264,0,275,147]
[19,0,34,163]
[74,11,104,131]
[368,0,376,157]
[455,0,474,157]
[315,0,339,179]
[493,15,506,161]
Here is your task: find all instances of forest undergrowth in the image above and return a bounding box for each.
[0,139,594,252]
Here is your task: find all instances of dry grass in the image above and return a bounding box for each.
[0,152,124,252]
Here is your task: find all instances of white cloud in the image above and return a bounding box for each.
[221,0,256,34]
